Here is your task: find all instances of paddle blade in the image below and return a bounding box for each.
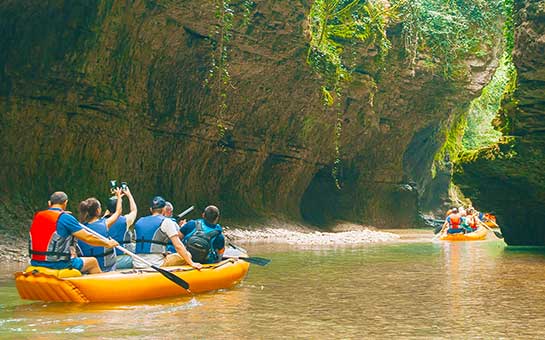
[240,257,271,266]
[494,231,504,239]
[151,265,190,290]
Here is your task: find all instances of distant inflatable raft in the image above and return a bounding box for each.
[15,259,249,303]
[440,226,487,241]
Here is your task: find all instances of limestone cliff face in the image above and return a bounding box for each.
[455,0,545,245]
[0,0,500,229]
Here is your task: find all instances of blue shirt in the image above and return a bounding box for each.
[54,208,83,236]
[180,220,225,250]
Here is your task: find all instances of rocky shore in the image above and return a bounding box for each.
[224,223,400,246]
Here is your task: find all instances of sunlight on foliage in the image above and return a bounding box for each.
[462,56,515,150]
[396,0,505,79]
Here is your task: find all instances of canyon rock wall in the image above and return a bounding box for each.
[0,0,499,229]
[455,0,545,245]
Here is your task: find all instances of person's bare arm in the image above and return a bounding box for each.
[171,236,202,270]
[124,187,138,227]
[105,188,123,228]
[73,229,118,248]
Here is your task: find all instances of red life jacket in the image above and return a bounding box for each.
[448,214,461,229]
[29,209,72,262]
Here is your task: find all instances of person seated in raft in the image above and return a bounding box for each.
[179,205,225,264]
[459,207,473,233]
[163,201,177,254]
[29,191,118,274]
[76,189,124,272]
[133,196,202,270]
[103,185,137,270]
[465,208,479,232]
[443,207,465,234]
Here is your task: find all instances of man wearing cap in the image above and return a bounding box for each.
[29,191,118,274]
[133,196,202,269]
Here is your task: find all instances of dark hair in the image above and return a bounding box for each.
[50,191,68,205]
[203,205,220,224]
[79,198,101,223]
[107,196,117,213]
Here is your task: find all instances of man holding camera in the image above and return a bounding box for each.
[133,196,202,270]
[29,191,118,274]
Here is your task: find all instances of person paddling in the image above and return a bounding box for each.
[29,191,118,274]
[133,196,202,270]
[179,205,225,264]
[77,188,124,272]
[103,186,138,269]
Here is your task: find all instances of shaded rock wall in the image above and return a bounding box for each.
[455,0,545,245]
[0,0,500,229]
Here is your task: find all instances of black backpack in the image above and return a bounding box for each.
[185,220,221,263]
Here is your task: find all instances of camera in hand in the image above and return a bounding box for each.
[109,180,128,192]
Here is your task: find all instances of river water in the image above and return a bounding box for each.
[2,230,545,338]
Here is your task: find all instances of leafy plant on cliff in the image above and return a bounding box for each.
[307,0,395,188]
[462,55,514,150]
[396,0,505,79]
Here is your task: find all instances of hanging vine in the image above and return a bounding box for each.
[307,0,395,189]
[204,0,254,148]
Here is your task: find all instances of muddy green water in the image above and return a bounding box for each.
[2,230,545,338]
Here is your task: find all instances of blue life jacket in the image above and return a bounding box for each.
[108,216,133,256]
[182,219,222,264]
[77,219,116,271]
[134,215,169,254]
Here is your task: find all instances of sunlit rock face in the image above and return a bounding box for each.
[0,1,500,228]
[455,0,545,245]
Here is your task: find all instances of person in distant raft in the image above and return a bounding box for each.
[179,205,225,264]
[77,188,124,272]
[133,196,202,269]
[443,207,464,234]
[29,191,118,274]
[103,185,138,269]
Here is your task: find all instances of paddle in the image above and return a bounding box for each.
[478,220,503,239]
[223,254,271,266]
[238,256,271,266]
[78,206,195,291]
[432,224,447,240]
[177,205,194,219]
[223,236,271,266]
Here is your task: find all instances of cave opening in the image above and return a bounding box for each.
[299,166,341,227]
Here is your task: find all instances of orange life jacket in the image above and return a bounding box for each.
[29,209,73,262]
[448,214,461,229]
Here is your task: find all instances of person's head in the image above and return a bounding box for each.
[164,201,174,217]
[150,196,166,214]
[106,196,118,214]
[202,205,220,225]
[451,207,459,214]
[48,191,69,210]
[79,197,102,223]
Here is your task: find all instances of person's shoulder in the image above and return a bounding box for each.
[180,220,197,233]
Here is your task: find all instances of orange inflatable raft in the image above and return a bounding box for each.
[439,226,487,241]
[15,258,249,303]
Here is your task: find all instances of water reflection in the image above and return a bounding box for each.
[2,231,545,338]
